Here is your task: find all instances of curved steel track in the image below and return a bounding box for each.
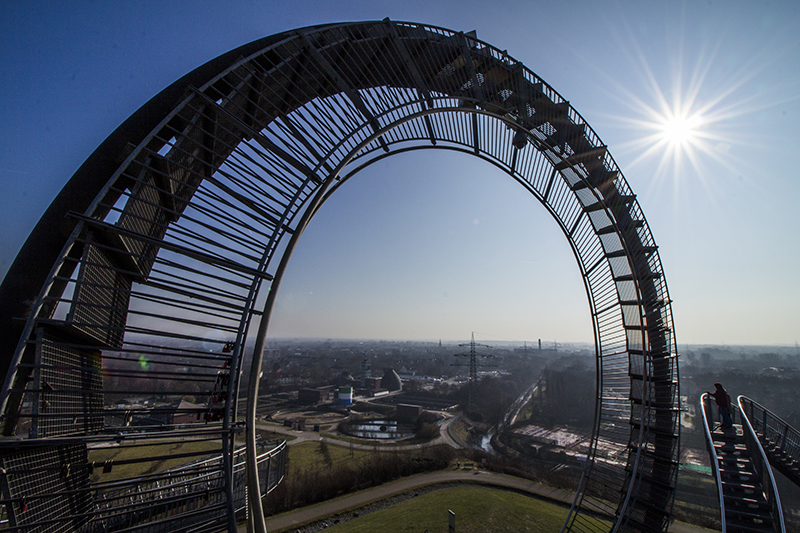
[0,20,679,532]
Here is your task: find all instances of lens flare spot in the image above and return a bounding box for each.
[138,354,150,371]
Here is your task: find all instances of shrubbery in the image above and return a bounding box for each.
[415,422,440,441]
[468,448,580,491]
[263,445,454,514]
[349,402,395,416]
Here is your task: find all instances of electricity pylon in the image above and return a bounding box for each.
[452,333,498,414]
[452,332,496,383]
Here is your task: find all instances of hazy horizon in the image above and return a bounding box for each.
[261,336,799,351]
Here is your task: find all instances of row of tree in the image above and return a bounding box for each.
[263,446,455,514]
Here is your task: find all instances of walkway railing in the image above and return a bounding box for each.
[90,440,287,532]
[700,393,728,531]
[739,395,800,487]
[701,393,786,532]
[736,396,786,532]
[0,440,286,532]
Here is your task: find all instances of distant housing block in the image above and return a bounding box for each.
[298,387,330,405]
[397,404,423,421]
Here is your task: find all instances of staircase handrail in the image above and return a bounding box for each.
[737,395,786,533]
[739,395,800,473]
[700,392,727,532]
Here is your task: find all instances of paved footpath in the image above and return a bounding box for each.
[245,468,712,533]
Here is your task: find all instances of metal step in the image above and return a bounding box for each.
[725,515,775,533]
[702,396,785,532]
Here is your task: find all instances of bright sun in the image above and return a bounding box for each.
[611,90,725,188]
[659,110,703,147]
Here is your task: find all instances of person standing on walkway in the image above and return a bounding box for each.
[706,382,733,428]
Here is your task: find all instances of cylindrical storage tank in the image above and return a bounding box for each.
[338,386,353,405]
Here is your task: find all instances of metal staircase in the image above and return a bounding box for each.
[739,396,800,488]
[701,393,785,532]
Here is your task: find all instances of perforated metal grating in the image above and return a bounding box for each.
[35,327,103,438]
[0,444,93,532]
[68,238,131,349]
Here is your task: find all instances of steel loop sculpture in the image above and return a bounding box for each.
[0,21,680,532]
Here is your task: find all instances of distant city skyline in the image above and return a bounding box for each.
[265,337,800,352]
[1,1,798,346]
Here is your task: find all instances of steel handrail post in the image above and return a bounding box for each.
[738,395,786,533]
[700,393,726,532]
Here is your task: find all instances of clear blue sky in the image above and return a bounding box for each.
[1,0,799,346]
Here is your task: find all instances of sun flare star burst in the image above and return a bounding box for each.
[599,26,774,195]
[660,109,703,148]
[609,77,751,197]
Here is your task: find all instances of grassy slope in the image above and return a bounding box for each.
[88,440,221,482]
[323,485,609,533]
[287,440,373,474]
[286,440,454,473]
